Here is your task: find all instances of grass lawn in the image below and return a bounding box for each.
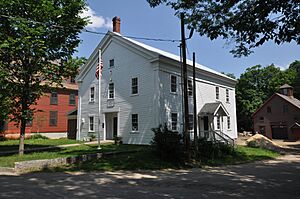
[44,146,280,172]
[0,143,144,168]
[0,138,83,152]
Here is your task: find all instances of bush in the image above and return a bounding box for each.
[151,124,183,162]
[196,138,234,161]
[30,133,49,140]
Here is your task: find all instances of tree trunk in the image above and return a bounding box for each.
[19,109,26,155]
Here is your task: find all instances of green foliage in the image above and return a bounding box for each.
[147,0,300,57]
[151,124,183,162]
[0,0,88,153]
[196,138,235,161]
[29,133,49,140]
[287,60,300,99]
[236,64,297,131]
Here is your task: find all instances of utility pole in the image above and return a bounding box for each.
[193,52,198,151]
[180,13,190,154]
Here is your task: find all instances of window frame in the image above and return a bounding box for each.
[131,114,139,132]
[216,86,220,100]
[226,89,229,103]
[188,114,194,131]
[89,115,95,132]
[49,111,58,126]
[69,93,76,105]
[188,79,193,96]
[108,82,115,99]
[131,77,138,95]
[50,92,58,105]
[89,86,95,102]
[227,116,231,130]
[171,112,178,131]
[170,75,177,94]
[109,59,114,68]
[216,116,221,130]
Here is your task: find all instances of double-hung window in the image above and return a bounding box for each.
[49,111,58,126]
[108,83,114,99]
[90,87,95,102]
[50,92,58,105]
[109,59,114,68]
[188,80,193,96]
[216,86,219,100]
[227,116,231,129]
[188,114,194,131]
[131,77,138,95]
[171,113,178,131]
[132,114,138,131]
[226,89,229,103]
[69,93,76,105]
[89,116,95,132]
[216,116,221,130]
[170,75,177,93]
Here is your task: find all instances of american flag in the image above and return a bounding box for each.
[95,56,103,79]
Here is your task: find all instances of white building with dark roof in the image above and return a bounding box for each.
[76,17,237,144]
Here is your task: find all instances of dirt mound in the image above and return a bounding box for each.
[246,134,284,152]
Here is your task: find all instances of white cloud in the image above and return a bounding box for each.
[80,6,112,30]
[275,64,289,71]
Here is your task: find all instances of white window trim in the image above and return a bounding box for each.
[88,115,95,132]
[131,113,139,132]
[109,58,115,68]
[216,86,220,100]
[216,116,221,130]
[227,116,231,130]
[89,85,95,103]
[171,112,178,131]
[170,74,177,94]
[131,77,139,96]
[188,79,193,97]
[108,82,115,99]
[226,89,230,103]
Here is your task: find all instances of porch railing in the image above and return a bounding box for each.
[198,130,235,147]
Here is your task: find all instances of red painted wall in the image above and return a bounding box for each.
[3,88,78,138]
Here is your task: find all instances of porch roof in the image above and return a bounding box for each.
[199,102,229,116]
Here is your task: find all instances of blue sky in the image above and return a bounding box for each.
[75,0,300,78]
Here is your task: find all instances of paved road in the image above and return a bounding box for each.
[1,153,300,199]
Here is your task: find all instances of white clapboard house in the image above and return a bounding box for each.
[76,17,237,144]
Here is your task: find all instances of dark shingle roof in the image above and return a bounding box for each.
[279,84,293,89]
[277,93,300,110]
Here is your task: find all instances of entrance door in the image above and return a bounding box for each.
[203,116,209,138]
[113,117,118,138]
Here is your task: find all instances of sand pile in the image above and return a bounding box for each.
[246,134,283,152]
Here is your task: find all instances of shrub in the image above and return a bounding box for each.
[30,133,49,140]
[197,137,234,161]
[151,124,183,162]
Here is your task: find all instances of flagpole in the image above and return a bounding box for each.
[97,50,102,150]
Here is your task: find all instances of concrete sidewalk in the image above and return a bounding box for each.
[0,140,114,155]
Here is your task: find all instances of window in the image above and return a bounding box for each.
[132,114,138,131]
[227,116,231,129]
[26,110,33,127]
[49,111,58,126]
[216,86,219,100]
[69,93,76,105]
[50,92,58,105]
[283,105,288,113]
[216,116,220,130]
[267,106,272,113]
[283,89,288,95]
[188,80,193,96]
[259,116,264,121]
[171,113,178,131]
[188,114,194,131]
[108,83,114,99]
[89,116,95,132]
[90,86,95,102]
[259,126,266,135]
[131,77,138,95]
[170,75,177,93]
[109,59,114,68]
[226,89,229,103]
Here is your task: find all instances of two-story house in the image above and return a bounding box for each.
[76,17,237,144]
[253,84,300,140]
[1,80,78,139]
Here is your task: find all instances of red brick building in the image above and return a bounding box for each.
[1,80,78,139]
[253,84,300,140]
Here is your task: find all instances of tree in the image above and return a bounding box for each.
[236,64,296,131]
[287,60,300,99]
[147,0,300,57]
[0,0,88,154]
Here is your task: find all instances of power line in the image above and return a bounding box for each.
[0,14,181,43]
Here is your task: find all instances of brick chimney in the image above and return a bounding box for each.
[112,16,121,33]
[280,84,294,97]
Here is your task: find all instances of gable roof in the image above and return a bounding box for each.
[199,102,229,116]
[252,93,300,117]
[77,31,236,84]
[280,84,293,89]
